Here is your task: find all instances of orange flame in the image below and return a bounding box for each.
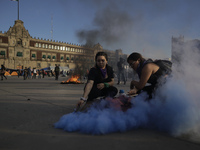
[61,75,81,84]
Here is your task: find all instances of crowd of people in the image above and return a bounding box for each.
[20,67,44,80]
[0,65,64,81]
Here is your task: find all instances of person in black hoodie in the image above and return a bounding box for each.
[127,52,172,99]
[77,52,118,107]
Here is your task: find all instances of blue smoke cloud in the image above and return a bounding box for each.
[54,77,200,137]
[54,96,149,134]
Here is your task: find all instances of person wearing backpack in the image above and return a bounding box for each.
[1,64,7,80]
[127,52,172,99]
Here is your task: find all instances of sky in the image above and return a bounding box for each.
[1,0,200,59]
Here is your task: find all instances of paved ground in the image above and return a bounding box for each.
[0,76,200,150]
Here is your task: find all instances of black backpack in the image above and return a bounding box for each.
[154,60,172,75]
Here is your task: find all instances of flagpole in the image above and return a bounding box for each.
[18,0,19,20]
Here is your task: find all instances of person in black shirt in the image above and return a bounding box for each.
[23,67,28,80]
[127,52,171,99]
[42,69,45,78]
[55,64,60,80]
[1,64,7,80]
[77,52,118,107]
[117,57,126,85]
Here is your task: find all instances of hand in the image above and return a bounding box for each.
[127,87,138,96]
[97,83,104,90]
[76,100,85,108]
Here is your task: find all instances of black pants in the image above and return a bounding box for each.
[24,74,27,80]
[55,72,59,80]
[1,73,7,80]
[32,73,36,79]
[117,71,126,84]
[137,85,155,100]
[87,85,118,101]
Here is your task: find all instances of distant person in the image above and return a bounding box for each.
[127,52,172,99]
[32,68,37,79]
[51,70,54,77]
[76,52,118,108]
[23,67,28,80]
[17,69,20,78]
[38,69,41,79]
[28,67,32,79]
[0,64,7,80]
[55,64,60,80]
[117,57,126,85]
[42,69,45,78]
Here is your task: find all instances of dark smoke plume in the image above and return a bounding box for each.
[76,6,134,47]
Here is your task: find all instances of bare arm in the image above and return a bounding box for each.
[134,64,153,89]
[128,63,159,95]
[83,80,94,98]
[76,80,94,107]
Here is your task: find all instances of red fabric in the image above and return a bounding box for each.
[105,96,132,111]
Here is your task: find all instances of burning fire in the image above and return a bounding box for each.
[61,75,81,84]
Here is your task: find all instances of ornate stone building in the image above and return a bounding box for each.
[0,20,128,72]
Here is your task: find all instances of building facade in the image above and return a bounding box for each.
[0,20,128,73]
[171,35,200,65]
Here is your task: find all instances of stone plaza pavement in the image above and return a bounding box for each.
[0,76,200,150]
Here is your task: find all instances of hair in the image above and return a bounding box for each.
[127,52,145,62]
[1,64,5,70]
[95,52,108,61]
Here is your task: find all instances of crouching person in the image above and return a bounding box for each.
[127,52,172,100]
[76,52,118,111]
